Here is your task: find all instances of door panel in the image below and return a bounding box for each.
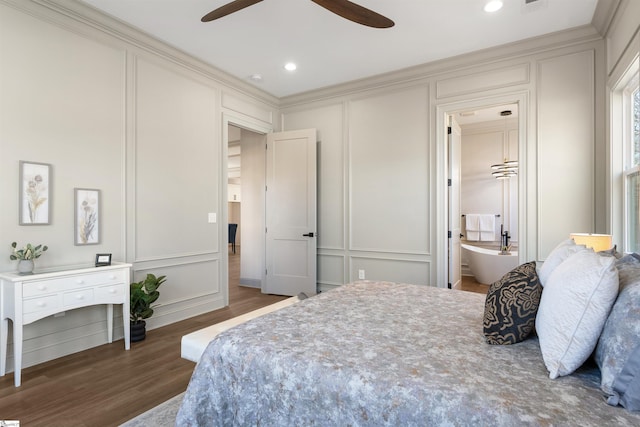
[265,129,317,296]
[448,117,462,290]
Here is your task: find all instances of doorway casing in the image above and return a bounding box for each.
[221,113,273,307]
[435,91,531,288]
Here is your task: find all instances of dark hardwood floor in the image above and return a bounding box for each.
[0,246,287,426]
[0,249,488,426]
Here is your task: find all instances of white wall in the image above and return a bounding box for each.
[0,0,278,372]
[239,129,266,288]
[282,29,607,291]
[461,118,519,244]
[284,85,433,289]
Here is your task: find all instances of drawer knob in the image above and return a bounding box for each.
[37,301,46,307]
[108,289,117,294]
[37,285,47,291]
[76,280,85,284]
[109,275,116,280]
[76,294,85,300]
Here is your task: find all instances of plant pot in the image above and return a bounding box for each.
[18,259,34,275]
[131,320,146,342]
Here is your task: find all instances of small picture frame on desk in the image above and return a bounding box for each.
[95,253,112,267]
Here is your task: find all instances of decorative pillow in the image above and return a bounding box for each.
[537,238,587,286]
[598,244,623,259]
[483,262,542,345]
[595,254,640,410]
[535,250,619,379]
[614,253,640,292]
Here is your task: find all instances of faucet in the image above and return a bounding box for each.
[500,224,511,254]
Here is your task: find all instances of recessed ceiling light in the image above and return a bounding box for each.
[284,62,297,71]
[484,0,503,13]
[249,73,263,82]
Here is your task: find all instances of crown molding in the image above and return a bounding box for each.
[3,0,608,110]
[280,24,603,107]
[591,0,621,37]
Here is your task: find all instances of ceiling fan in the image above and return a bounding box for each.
[201,0,394,28]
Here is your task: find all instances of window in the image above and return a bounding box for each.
[623,75,640,252]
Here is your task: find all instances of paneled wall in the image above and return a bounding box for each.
[0,0,278,371]
[282,33,606,291]
[284,86,432,289]
[537,50,598,257]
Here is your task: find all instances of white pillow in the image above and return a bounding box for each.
[535,250,619,379]
[537,238,587,286]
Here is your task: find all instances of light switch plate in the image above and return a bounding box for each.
[208,213,217,223]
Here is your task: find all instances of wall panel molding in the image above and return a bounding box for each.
[281,25,601,107]
[349,255,432,286]
[436,63,530,99]
[222,91,274,125]
[317,253,346,287]
[536,49,596,260]
[348,85,430,255]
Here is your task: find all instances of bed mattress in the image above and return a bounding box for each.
[176,281,640,426]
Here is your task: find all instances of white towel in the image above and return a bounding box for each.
[465,214,480,241]
[479,214,495,241]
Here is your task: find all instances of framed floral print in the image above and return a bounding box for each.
[19,161,51,225]
[74,188,100,245]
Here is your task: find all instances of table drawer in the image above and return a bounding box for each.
[23,270,125,297]
[95,283,126,303]
[23,295,60,315]
[63,288,95,308]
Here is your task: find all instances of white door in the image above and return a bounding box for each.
[264,129,317,296]
[448,117,462,290]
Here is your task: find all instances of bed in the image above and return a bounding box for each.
[176,258,640,426]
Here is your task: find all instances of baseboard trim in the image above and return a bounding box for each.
[239,278,261,289]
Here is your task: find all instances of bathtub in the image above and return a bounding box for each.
[461,244,519,285]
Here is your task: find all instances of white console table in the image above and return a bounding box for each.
[0,263,132,387]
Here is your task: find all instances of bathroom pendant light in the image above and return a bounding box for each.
[491,109,518,179]
[491,159,518,179]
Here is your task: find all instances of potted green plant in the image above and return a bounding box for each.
[130,273,166,342]
[10,242,48,275]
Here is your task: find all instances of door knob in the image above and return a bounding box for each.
[303,232,315,237]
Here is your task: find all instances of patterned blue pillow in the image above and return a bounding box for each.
[483,262,542,345]
[595,254,640,411]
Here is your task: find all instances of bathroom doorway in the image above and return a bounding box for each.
[442,95,524,291]
[455,103,519,287]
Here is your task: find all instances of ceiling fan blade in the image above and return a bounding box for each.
[202,0,263,22]
[310,0,394,28]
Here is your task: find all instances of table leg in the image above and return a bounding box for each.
[0,317,7,376]
[14,323,22,387]
[107,304,113,343]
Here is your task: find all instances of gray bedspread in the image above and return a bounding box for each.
[176,281,640,426]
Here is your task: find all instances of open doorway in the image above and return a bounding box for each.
[438,93,527,289]
[454,104,519,292]
[222,120,318,304]
[227,124,266,302]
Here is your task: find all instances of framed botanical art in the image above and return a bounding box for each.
[74,188,100,245]
[19,161,52,225]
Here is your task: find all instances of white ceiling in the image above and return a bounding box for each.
[78,0,599,98]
